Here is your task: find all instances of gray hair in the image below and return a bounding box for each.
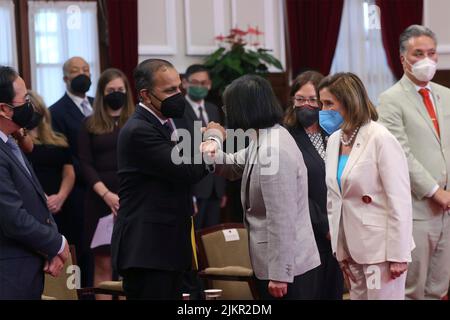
[399,25,437,54]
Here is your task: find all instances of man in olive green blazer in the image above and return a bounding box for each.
[378,25,450,300]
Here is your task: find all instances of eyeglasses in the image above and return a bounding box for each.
[294,97,319,106]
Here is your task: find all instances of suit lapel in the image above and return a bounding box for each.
[293,127,325,171]
[430,82,446,143]
[326,132,341,197]
[241,140,258,211]
[136,105,173,141]
[64,93,85,123]
[340,122,371,194]
[400,76,440,143]
[0,141,47,204]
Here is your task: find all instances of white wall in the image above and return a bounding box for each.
[137,0,450,73]
[138,0,286,73]
[424,0,450,69]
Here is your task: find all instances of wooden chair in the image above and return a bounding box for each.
[196,223,258,300]
[42,245,125,299]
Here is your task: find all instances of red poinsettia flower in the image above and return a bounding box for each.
[247,26,258,35]
[230,27,247,36]
[215,34,225,41]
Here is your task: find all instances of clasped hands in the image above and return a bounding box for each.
[200,122,226,160]
[43,239,70,278]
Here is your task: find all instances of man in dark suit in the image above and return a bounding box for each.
[176,64,226,230]
[173,65,227,299]
[111,59,209,300]
[0,66,69,299]
[49,56,94,286]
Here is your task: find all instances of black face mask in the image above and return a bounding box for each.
[70,74,91,94]
[295,106,319,128]
[104,91,126,111]
[25,111,44,130]
[3,102,34,128]
[152,92,186,119]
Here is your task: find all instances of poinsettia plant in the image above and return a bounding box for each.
[204,26,283,96]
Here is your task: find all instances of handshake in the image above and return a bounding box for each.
[43,238,70,278]
[200,122,226,161]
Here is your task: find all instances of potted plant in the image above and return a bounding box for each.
[204,26,283,97]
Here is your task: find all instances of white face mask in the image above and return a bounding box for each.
[406,57,437,82]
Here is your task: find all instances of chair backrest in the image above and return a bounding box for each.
[197,223,252,270]
[196,223,255,300]
[42,246,79,300]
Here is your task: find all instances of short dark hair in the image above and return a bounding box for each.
[133,59,174,94]
[184,64,210,81]
[0,66,19,103]
[223,75,282,130]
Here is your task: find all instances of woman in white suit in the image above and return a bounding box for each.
[319,73,415,300]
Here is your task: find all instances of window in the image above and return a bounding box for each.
[0,0,18,69]
[28,1,100,106]
[331,0,394,104]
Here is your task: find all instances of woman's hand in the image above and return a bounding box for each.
[47,193,66,214]
[268,280,288,298]
[389,262,408,279]
[103,191,120,216]
[339,258,356,290]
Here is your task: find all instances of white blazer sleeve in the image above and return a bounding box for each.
[377,130,414,262]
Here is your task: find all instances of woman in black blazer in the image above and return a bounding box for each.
[284,71,343,300]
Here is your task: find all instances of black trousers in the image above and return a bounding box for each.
[255,267,320,300]
[122,268,183,300]
[194,197,221,230]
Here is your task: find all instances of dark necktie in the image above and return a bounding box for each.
[6,137,31,175]
[198,106,208,127]
[163,120,174,136]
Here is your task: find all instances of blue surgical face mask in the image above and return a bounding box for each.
[319,110,344,135]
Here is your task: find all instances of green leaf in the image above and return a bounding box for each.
[259,52,283,70]
[204,47,226,66]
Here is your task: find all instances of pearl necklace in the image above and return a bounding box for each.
[340,127,360,146]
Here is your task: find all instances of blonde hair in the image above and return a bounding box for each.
[318,72,378,132]
[86,68,135,135]
[28,90,68,147]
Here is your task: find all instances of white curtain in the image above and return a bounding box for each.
[0,0,18,69]
[28,1,100,106]
[330,0,394,105]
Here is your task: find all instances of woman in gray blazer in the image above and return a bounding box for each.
[201,75,320,299]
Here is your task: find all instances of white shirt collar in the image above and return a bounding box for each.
[139,102,167,125]
[66,90,92,114]
[414,83,432,93]
[185,95,204,109]
[185,95,208,122]
[0,129,8,143]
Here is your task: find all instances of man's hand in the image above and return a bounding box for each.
[58,239,70,263]
[220,195,227,209]
[431,188,450,211]
[268,280,288,298]
[47,193,66,214]
[43,256,65,277]
[200,140,220,161]
[202,121,226,142]
[389,262,408,279]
